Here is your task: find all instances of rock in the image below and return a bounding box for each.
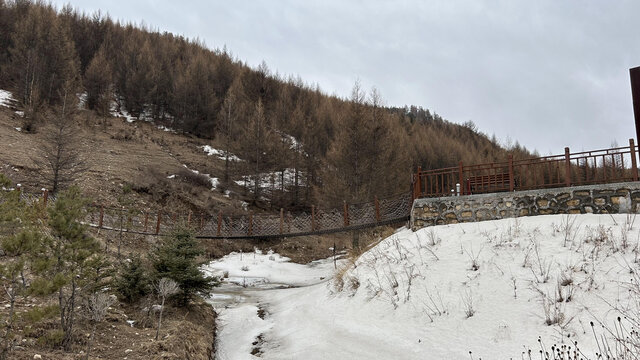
[33,355,42,360]
[125,349,133,353]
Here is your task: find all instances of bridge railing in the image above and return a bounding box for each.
[4,188,412,239]
[413,138,640,199]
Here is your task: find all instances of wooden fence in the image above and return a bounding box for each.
[412,138,640,199]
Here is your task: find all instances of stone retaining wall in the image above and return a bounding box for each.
[411,182,640,231]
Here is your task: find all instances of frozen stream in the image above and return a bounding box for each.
[203,251,341,360]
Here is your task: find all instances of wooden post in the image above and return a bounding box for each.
[343,201,349,227]
[508,155,514,192]
[374,196,381,223]
[42,189,48,206]
[155,212,162,235]
[416,166,422,199]
[187,211,192,226]
[631,138,639,181]
[217,211,222,237]
[144,212,149,232]
[248,213,253,236]
[311,205,316,231]
[458,162,464,195]
[287,212,292,233]
[564,147,571,187]
[279,208,284,234]
[99,205,104,229]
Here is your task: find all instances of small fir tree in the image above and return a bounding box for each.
[114,255,149,304]
[150,227,217,306]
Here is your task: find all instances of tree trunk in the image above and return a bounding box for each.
[155,296,166,340]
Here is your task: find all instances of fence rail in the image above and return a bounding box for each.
[412,138,640,199]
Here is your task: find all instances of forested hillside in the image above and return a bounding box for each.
[0,0,530,210]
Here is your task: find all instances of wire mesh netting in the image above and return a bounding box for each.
[9,190,413,238]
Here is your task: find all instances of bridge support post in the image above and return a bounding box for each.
[631,138,639,181]
[217,211,222,237]
[374,196,381,223]
[311,205,316,231]
[458,162,464,195]
[564,147,571,187]
[415,166,422,199]
[508,155,514,192]
[343,201,349,227]
[155,212,162,235]
[187,211,192,226]
[280,208,284,234]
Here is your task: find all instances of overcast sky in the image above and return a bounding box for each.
[50,0,640,155]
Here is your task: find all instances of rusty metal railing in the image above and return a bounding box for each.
[413,139,640,199]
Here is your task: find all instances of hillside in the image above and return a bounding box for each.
[205,214,640,359]
[0,0,531,211]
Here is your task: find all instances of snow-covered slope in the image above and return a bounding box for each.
[208,214,640,359]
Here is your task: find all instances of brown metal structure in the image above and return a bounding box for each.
[631,67,640,146]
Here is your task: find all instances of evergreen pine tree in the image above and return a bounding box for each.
[150,227,217,306]
[114,255,149,304]
[30,187,110,351]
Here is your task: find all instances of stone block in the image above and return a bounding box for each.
[423,210,439,217]
[505,201,512,207]
[584,206,593,213]
[566,199,580,207]
[556,193,570,200]
[594,198,606,206]
[445,212,457,220]
[539,209,553,215]
[476,209,492,219]
[455,204,462,210]
[464,204,470,209]
[611,196,624,205]
[536,199,549,207]
[616,189,630,196]
[461,211,473,218]
[594,189,614,195]
[519,209,529,216]
[569,209,581,214]
[573,190,590,197]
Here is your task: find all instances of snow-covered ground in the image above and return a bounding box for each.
[206,214,640,359]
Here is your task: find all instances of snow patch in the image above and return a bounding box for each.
[0,89,15,108]
[201,145,242,162]
[234,169,305,191]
